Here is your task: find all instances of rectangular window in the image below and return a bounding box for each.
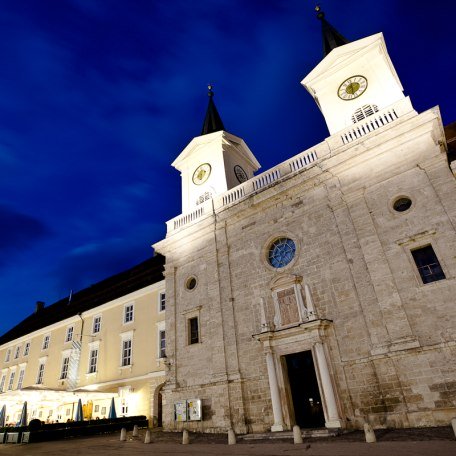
[4,349,11,363]
[0,375,6,392]
[89,349,98,373]
[411,245,446,284]
[60,357,69,380]
[159,292,166,312]
[7,372,15,391]
[93,316,102,334]
[14,347,20,359]
[94,404,99,413]
[188,317,199,345]
[36,363,45,384]
[42,335,50,350]
[121,339,132,366]
[65,326,74,343]
[159,330,166,358]
[124,304,134,323]
[17,369,25,389]
[23,342,30,356]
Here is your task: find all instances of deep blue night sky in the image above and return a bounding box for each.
[1,0,455,335]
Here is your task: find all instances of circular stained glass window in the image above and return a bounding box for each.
[393,197,412,212]
[268,238,296,268]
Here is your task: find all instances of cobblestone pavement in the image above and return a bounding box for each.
[0,427,454,456]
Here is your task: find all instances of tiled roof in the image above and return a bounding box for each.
[0,254,165,346]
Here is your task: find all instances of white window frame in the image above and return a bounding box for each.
[92,315,102,334]
[156,321,166,359]
[23,342,30,356]
[158,291,166,313]
[65,326,74,343]
[123,303,134,324]
[120,331,133,367]
[0,372,6,392]
[17,366,26,390]
[36,362,46,385]
[42,334,50,350]
[14,346,21,360]
[87,341,100,375]
[7,369,16,391]
[4,349,11,363]
[60,356,70,380]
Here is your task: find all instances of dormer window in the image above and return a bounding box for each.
[351,104,379,123]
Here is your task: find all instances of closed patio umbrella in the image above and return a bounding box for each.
[18,401,27,426]
[74,398,83,422]
[0,405,5,427]
[108,397,117,419]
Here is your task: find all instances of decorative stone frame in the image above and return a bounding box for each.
[388,193,415,216]
[262,233,299,272]
[269,274,316,330]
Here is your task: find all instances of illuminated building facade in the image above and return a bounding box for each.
[154,12,456,433]
[0,256,166,426]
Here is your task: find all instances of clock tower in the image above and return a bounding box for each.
[172,86,260,213]
[301,7,413,135]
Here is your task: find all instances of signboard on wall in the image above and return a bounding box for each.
[174,401,187,421]
[187,399,202,421]
[173,399,202,421]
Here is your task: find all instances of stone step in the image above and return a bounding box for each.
[239,428,340,440]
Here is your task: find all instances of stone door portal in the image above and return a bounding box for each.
[285,351,325,428]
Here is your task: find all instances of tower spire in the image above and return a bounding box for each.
[201,84,225,135]
[315,5,349,57]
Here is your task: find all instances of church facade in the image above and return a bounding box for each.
[154,14,456,433]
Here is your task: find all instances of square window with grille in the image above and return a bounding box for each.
[411,245,446,284]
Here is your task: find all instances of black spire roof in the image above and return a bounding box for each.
[201,84,225,135]
[315,5,349,57]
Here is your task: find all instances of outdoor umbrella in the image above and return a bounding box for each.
[18,401,27,426]
[74,398,83,422]
[108,397,117,419]
[0,405,5,427]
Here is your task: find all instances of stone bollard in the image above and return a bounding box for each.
[363,422,376,443]
[227,428,236,445]
[293,425,303,444]
[451,418,456,438]
[120,428,127,441]
[132,425,139,437]
[182,429,189,445]
[144,429,151,444]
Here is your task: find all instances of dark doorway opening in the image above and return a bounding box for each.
[157,386,163,427]
[285,350,325,428]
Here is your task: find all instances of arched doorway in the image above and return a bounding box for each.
[154,383,165,428]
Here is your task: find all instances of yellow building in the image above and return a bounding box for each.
[0,255,165,426]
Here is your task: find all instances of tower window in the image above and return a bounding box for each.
[351,104,379,123]
[411,245,445,284]
[188,317,199,345]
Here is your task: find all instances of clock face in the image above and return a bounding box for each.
[234,165,248,183]
[192,163,211,185]
[338,75,368,101]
